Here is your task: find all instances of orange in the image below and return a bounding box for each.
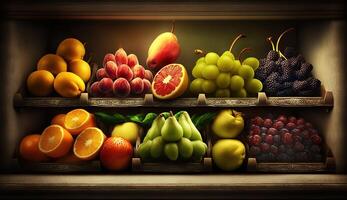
[73,127,106,160]
[69,59,91,82]
[39,125,73,158]
[64,109,96,135]
[27,70,54,96]
[54,153,84,164]
[19,134,48,162]
[100,137,133,171]
[56,38,85,62]
[37,54,67,76]
[51,114,66,128]
[151,63,189,100]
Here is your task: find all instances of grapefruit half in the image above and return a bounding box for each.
[151,63,188,99]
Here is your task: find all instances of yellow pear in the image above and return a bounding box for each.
[111,122,140,145]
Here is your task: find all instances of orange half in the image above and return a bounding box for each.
[73,127,106,160]
[64,109,96,135]
[39,125,73,158]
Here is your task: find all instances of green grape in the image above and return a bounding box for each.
[245,78,263,94]
[201,80,217,94]
[221,51,235,60]
[217,55,234,72]
[232,88,247,98]
[230,60,242,75]
[202,64,219,80]
[242,57,259,71]
[238,65,254,80]
[192,62,206,78]
[215,89,231,97]
[190,78,204,94]
[196,57,205,64]
[230,75,244,91]
[205,52,219,65]
[216,72,231,89]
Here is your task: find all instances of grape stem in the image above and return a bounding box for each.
[238,47,252,62]
[267,37,275,51]
[275,27,295,52]
[171,20,176,33]
[194,49,206,56]
[229,34,246,52]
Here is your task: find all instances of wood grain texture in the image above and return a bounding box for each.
[1,174,347,199]
[3,0,345,20]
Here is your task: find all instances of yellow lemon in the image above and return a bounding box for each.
[56,38,85,62]
[37,54,67,76]
[69,59,91,82]
[54,72,85,98]
[27,70,54,96]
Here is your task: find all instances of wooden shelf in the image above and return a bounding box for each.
[1,174,346,199]
[14,89,334,108]
[3,0,345,20]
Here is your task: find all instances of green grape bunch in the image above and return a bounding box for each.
[189,34,263,97]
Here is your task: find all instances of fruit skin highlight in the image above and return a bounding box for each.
[37,54,67,76]
[152,63,188,100]
[27,70,54,96]
[146,23,180,71]
[54,72,85,97]
[100,137,133,171]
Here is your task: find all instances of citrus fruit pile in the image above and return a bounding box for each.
[26,38,91,98]
[18,108,134,171]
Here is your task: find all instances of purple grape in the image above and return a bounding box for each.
[293,142,305,152]
[270,145,279,155]
[273,135,281,145]
[250,146,261,156]
[310,145,321,153]
[260,127,268,134]
[279,145,286,153]
[291,128,301,135]
[280,128,289,135]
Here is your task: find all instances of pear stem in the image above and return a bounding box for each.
[194,49,206,56]
[229,34,246,52]
[171,20,176,33]
[276,27,295,52]
[267,37,275,51]
[169,111,174,117]
[238,47,252,62]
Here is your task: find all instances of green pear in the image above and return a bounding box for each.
[212,139,245,171]
[150,136,165,159]
[212,109,244,138]
[161,112,183,142]
[178,114,192,139]
[182,111,202,141]
[138,140,152,161]
[177,138,193,159]
[164,143,179,161]
[192,140,207,161]
[143,114,165,143]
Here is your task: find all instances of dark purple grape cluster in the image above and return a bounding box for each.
[247,114,324,162]
[255,47,321,96]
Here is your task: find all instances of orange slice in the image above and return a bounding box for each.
[73,127,106,160]
[64,109,96,135]
[39,125,73,158]
[51,113,66,128]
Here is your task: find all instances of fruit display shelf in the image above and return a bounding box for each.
[14,87,334,108]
